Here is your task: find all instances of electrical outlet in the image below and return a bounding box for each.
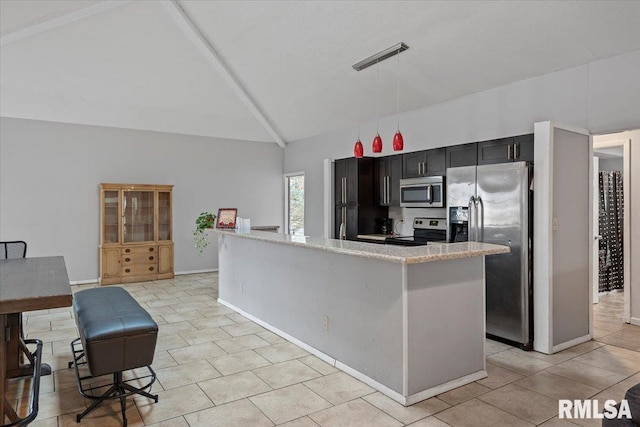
[322,315,329,331]
[240,283,244,294]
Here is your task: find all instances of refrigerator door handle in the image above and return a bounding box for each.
[468,196,476,241]
[476,196,484,242]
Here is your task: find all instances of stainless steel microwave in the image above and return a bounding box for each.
[400,176,445,208]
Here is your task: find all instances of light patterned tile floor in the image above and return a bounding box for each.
[6,274,637,426]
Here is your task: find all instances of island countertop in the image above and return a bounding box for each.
[211,229,509,264]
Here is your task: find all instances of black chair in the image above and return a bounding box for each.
[1,240,41,427]
[0,240,27,259]
[0,241,28,351]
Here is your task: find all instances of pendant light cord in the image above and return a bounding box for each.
[396,51,400,131]
[376,61,380,134]
[357,71,361,140]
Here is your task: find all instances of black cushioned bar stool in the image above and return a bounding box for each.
[69,287,159,426]
[602,383,640,426]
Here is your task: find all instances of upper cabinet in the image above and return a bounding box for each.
[375,154,402,206]
[334,157,376,206]
[477,134,534,165]
[402,148,446,178]
[446,143,478,168]
[122,189,155,243]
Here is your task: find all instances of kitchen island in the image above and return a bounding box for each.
[213,229,509,405]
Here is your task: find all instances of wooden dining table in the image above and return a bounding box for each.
[0,256,72,425]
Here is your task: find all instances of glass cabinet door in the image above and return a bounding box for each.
[103,190,119,243]
[123,190,155,243]
[158,191,172,241]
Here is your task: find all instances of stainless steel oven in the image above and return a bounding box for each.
[399,176,445,208]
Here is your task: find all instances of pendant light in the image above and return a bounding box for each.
[393,50,404,151]
[354,70,364,158]
[351,43,409,156]
[372,61,383,153]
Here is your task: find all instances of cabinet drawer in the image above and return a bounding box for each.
[122,252,157,265]
[121,245,157,255]
[122,264,157,276]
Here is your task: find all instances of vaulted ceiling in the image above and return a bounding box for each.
[2,1,640,145]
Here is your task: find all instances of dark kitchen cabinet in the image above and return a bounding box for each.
[514,134,534,162]
[334,157,359,205]
[402,148,445,178]
[334,157,386,240]
[477,134,533,165]
[446,143,478,168]
[335,206,359,241]
[375,154,402,206]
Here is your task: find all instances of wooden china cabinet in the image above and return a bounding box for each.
[99,183,174,285]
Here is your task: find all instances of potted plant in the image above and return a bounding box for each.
[193,211,216,253]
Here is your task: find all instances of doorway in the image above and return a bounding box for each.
[592,135,631,325]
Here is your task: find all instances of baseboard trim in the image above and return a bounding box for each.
[175,269,218,275]
[630,317,640,326]
[218,299,336,366]
[552,334,591,353]
[70,279,99,285]
[218,298,485,406]
[73,269,217,285]
[403,370,487,406]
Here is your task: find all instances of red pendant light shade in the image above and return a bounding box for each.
[372,134,383,153]
[354,139,364,158]
[393,131,404,151]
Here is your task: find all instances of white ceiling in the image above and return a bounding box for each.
[2,1,640,145]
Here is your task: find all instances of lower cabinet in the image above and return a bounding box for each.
[158,244,174,278]
[101,247,121,282]
[100,243,174,285]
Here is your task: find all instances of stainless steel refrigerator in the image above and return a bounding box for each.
[447,162,533,350]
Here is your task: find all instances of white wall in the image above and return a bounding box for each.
[598,157,623,171]
[0,117,284,282]
[551,128,591,346]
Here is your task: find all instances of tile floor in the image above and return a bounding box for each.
[6,275,638,427]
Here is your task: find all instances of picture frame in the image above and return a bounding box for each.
[216,208,238,229]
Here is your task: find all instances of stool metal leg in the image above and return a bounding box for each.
[69,338,158,426]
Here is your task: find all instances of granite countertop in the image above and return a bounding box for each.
[211,229,509,264]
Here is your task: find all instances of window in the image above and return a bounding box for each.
[285,173,304,235]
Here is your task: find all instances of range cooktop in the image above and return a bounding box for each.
[384,217,446,246]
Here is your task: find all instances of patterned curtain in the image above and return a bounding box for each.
[598,171,624,292]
